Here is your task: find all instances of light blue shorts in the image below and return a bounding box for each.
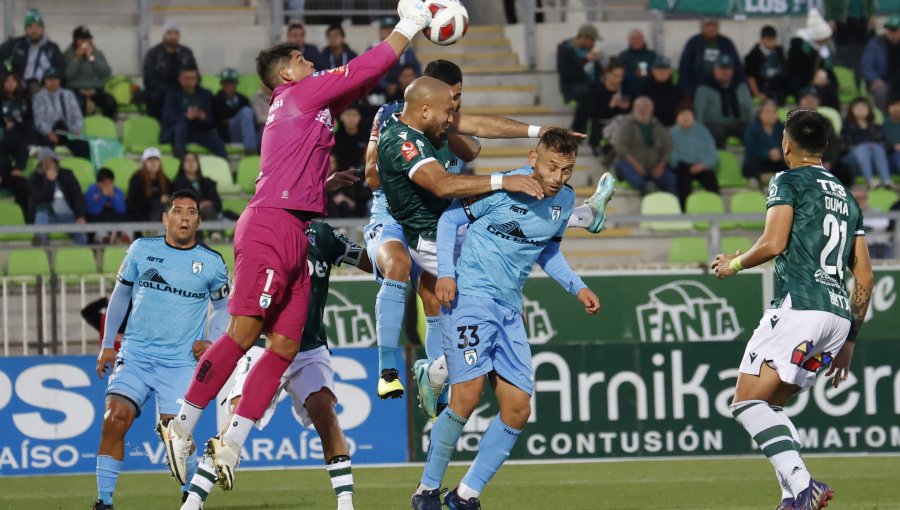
[106,349,195,416]
[363,219,421,283]
[441,294,533,395]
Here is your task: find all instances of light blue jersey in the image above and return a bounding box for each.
[447,167,576,311]
[117,237,229,366]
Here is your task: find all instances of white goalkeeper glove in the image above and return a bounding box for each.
[394,0,432,40]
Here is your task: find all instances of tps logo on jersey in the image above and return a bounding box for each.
[322,289,376,347]
[259,293,272,309]
[522,295,556,344]
[400,141,419,162]
[192,261,203,274]
[552,206,561,222]
[636,281,741,342]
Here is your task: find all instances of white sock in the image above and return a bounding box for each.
[428,355,449,392]
[566,204,595,229]
[731,400,810,496]
[176,401,203,434]
[457,481,480,500]
[416,483,436,495]
[223,415,255,448]
[327,458,353,497]
[184,456,216,504]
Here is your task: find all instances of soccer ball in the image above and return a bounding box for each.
[423,0,469,46]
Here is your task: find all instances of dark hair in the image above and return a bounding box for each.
[96,168,114,182]
[326,24,345,37]
[537,127,579,156]
[1,71,26,102]
[139,157,170,199]
[287,22,304,32]
[179,65,199,75]
[605,57,625,73]
[256,42,300,91]
[844,96,875,125]
[784,109,829,154]
[424,60,463,86]
[166,188,200,212]
[761,25,777,39]
[176,151,203,181]
[675,101,694,115]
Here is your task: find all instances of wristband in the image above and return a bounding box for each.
[528,125,542,138]
[491,174,503,191]
[393,18,420,41]
[729,256,744,273]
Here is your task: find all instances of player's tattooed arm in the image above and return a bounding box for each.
[412,161,543,199]
[447,133,481,162]
[846,237,874,344]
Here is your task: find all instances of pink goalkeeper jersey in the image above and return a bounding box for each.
[249,42,397,214]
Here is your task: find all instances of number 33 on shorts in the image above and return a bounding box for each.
[457,325,481,366]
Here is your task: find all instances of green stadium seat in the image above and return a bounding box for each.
[201,73,222,95]
[685,191,735,230]
[818,106,842,135]
[187,143,211,155]
[83,115,118,139]
[0,201,30,241]
[122,115,172,154]
[23,157,38,177]
[237,156,259,194]
[199,155,239,194]
[730,190,767,229]
[721,236,753,255]
[834,65,858,103]
[238,73,262,99]
[60,157,95,192]
[874,106,885,125]
[640,192,692,231]
[777,106,791,123]
[226,143,244,155]
[726,136,742,148]
[54,247,98,277]
[869,188,899,212]
[104,75,140,113]
[104,157,139,193]
[222,198,249,216]
[717,150,746,188]
[668,236,709,264]
[7,249,51,279]
[209,243,235,272]
[102,247,127,275]
[160,155,181,180]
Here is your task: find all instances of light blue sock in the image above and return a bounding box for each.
[96,455,122,505]
[460,417,522,493]
[376,279,407,373]
[421,407,467,489]
[424,316,442,361]
[181,452,199,494]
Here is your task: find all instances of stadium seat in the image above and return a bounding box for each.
[640,192,691,231]
[834,66,858,103]
[199,155,240,194]
[222,198,249,216]
[777,106,791,123]
[721,236,753,255]
[869,188,899,212]
[730,190,767,229]
[716,151,746,188]
[0,201,30,241]
[83,115,118,139]
[201,73,221,95]
[685,191,735,230]
[668,236,709,264]
[187,143,212,155]
[726,136,742,148]
[104,157,139,193]
[238,73,262,99]
[123,115,171,154]
[23,157,38,177]
[818,106,842,135]
[209,243,235,272]
[60,157,96,192]
[874,106,885,125]
[237,155,260,194]
[161,155,181,180]
[104,75,138,113]
[7,249,51,279]
[54,247,98,277]
[101,247,127,275]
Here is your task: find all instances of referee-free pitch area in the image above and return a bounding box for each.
[2,456,898,509]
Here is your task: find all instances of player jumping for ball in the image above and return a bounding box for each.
[711,110,873,510]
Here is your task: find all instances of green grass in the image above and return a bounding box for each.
[1,457,899,509]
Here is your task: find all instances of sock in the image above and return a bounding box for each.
[421,407,467,489]
[376,279,407,373]
[228,349,293,447]
[731,400,810,496]
[181,334,246,432]
[223,415,255,449]
[566,204,595,229]
[460,417,522,495]
[181,452,199,495]
[428,355,449,395]
[424,316,442,361]
[327,455,354,497]
[772,406,802,500]
[96,455,122,505]
[185,456,217,502]
[458,481,480,500]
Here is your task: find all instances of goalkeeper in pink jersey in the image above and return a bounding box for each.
[157,0,433,492]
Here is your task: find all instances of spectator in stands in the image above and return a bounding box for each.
[619,29,657,96]
[787,8,840,109]
[0,72,33,214]
[694,55,753,148]
[557,23,602,113]
[883,96,900,174]
[32,67,90,159]
[742,100,785,189]
[85,167,127,229]
[286,22,325,70]
[744,25,786,105]
[249,84,271,147]
[0,9,64,95]
[612,96,676,195]
[376,17,421,101]
[581,58,632,152]
[322,24,358,69]
[160,66,227,158]
[861,15,900,113]
[212,67,258,155]
[797,87,849,184]
[851,187,893,258]
[28,148,86,245]
[142,21,197,120]
[326,154,367,218]
[386,64,418,103]
[842,96,893,188]
[171,152,221,221]
[678,18,743,96]
[63,26,116,118]
[669,103,719,209]
[0,157,28,217]
[332,103,368,170]
[128,147,170,221]
[825,0,875,80]
[640,56,679,127]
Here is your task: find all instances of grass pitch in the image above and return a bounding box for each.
[1,456,898,509]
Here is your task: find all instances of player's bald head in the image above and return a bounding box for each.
[404,76,453,109]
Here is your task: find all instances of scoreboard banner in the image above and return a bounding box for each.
[0,348,407,476]
[411,338,900,461]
